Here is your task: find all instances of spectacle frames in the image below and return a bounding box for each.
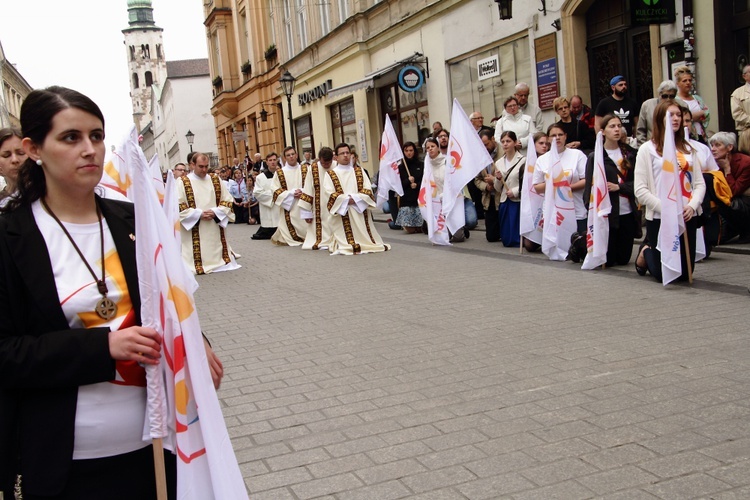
[660,94,676,99]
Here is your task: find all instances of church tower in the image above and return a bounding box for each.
[122,0,167,132]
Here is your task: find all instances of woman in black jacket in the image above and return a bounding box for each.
[583,114,638,266]
[394,141,424,233]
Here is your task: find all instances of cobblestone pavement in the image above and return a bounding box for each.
[195,221,750,499]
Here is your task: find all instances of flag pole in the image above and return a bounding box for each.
[520,236,524,254]
[682,231,694,284]
[152,438,168,500]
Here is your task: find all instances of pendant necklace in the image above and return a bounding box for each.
[41,199,118,320]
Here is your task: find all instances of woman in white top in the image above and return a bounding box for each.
[674,65,709,143]
[634,99,706,282]
[494,131,525,247]
[494,97,534,157]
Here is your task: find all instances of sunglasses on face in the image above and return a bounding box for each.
[660,93,676,99]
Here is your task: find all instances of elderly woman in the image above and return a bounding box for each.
[0,127,25,207]
[674,66,710,142]
[553,97,593,153]
[710,132,750,243]
[494,96,534,156]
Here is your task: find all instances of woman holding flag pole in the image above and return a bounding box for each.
[0,87,226,499]
[634,99,706,284]
[583,114,638,266]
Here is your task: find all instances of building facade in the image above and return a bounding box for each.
[203,0,286,167]
[122,0,168,133]
[206,0,736,174]
[150,59,217,170]
[0,41,33,129]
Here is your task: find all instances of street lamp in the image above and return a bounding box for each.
[185,129,195,152]
[279,70,297,147]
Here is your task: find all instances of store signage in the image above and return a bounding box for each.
[398,65,425,93]
[477,55,500,81]
[534,34,558,110]
[631,0,675,25]
[298,79,332,106]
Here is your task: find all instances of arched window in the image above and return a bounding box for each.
[144,44,150,59]
[132,72,139,89]
[145,71,153,87]
[156,44,163,60]
[129,45,136,61]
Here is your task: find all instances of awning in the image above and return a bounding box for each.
[326,57,418,99]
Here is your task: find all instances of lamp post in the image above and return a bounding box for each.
[185,129,195,152]
[279,70,297,147]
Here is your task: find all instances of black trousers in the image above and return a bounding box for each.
[606,212,637,266]
[485,196,500,242]
[644,217,698,282]
[23,445,176,500]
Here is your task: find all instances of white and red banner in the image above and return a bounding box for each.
[541,140,577,261]
[128,137,247,499]
[519,138,544,244]
[418,156,451,245]
[442,99,494,233]
[657,111,686,285]
[582,131,612,270]
[376,115,405,209]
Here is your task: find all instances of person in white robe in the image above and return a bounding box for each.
[252,152,280,240]
[299,147,335,250]
[177,152,240,274]
[271,147,308,246]
[323,143,391,255]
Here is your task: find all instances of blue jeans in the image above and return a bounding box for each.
[464,198,478,230]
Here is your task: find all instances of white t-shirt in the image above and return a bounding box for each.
[32,200,147,459]
[605,147,632,216]
[533,148,588,219]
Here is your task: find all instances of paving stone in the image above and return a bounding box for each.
[638,450,723,478]
[576,465,660,495]
[400,465,477,493]
[306,453,375,479]
[510,479,597,500]
[355,458,427,485]
[455,472,536,499]
[642,473,733,498]
[289,473,364,499]
[336,480,412,500]
[366,441,433,465]
[518,458,599,486]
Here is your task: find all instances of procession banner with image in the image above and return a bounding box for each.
[376,114,405,209]
[581,131,612,270]
[519,138,544,244]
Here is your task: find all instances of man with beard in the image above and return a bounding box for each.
[251,152,280,240]
[299,147,335,250]
[594,75,640,139]
[270,146,308,246]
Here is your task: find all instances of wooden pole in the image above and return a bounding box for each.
[152,437,168,500]
[682,230,694,284]
[520,236,524,254]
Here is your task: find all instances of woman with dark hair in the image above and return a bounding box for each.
[494,131,525,246]
[634,99,706,282]
[0,86,222,498]
[583,114,638,266]
[0,127,25,206]
[395,141,424,233]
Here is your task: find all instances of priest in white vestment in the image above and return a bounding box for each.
[177,152,241,274]
[271,147,308,246]
[252,152,280,240]
[299,147,335,250]
[323,143,391,255]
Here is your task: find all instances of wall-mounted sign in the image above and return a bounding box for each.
[398,65,425,93]
[231,131,247,142]
[534,34,559,110]
[631,0,676,25]
[477,55,500,81]
[298,79,332,106]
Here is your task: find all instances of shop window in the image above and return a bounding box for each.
[294,115,314,158]
[379,83,430,154]
[330,99,357,150]
[448,36,531,123]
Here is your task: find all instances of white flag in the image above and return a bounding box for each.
[582,131,612,270]
[129,139,248,499]
[376,115,405,209]
[100,126,138,199]
[541,140,577,261]
[519,138,544,244]
[443,99,493,233]
[657,111,686,285]
[418,156,451,245]
[148,154,166,203]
